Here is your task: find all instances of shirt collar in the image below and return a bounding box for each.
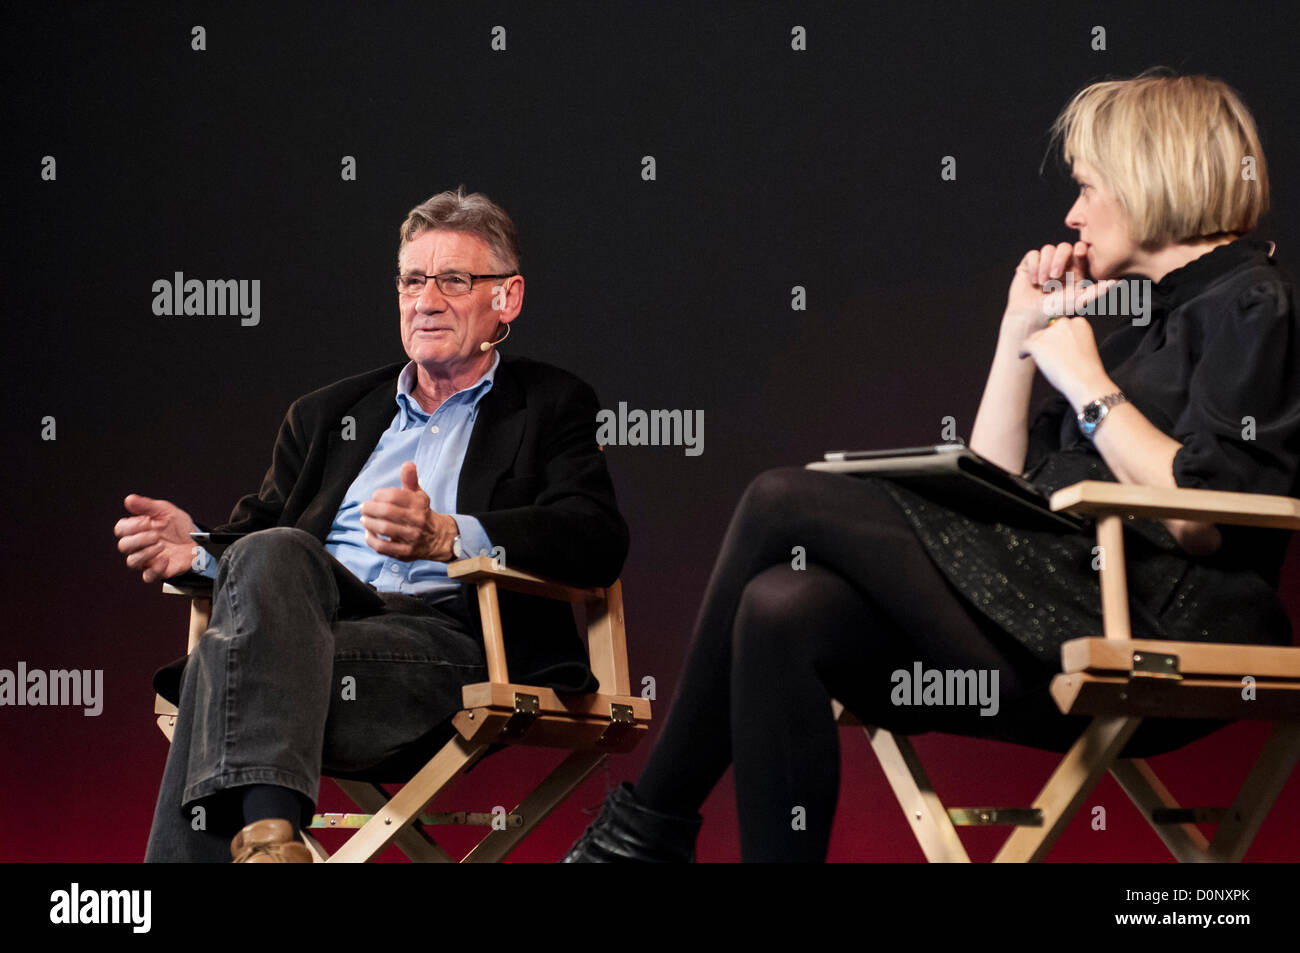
[395,351,499,428]
[1149,238,1275,312]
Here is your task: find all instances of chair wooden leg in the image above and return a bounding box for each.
[327,734,488,863]
[460,750,607,863]
[994,715,1141,862]
[1207,722,1300,862]
[1109,758,1211,862]
[300,830,331,862]
[333,779,456,863]
[866,726,970,863]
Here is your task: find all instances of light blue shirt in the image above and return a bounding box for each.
[195,355,497,599]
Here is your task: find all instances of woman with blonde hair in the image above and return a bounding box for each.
[565,70,1300,862]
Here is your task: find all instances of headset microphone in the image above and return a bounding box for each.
[479,323,511,352]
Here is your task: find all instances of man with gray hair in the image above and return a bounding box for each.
[116,188,628,862]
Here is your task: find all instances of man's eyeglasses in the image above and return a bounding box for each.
[395,272,517,297]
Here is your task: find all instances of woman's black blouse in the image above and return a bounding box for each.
[877,239,1300,666]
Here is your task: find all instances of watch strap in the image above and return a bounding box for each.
[1077,391,1128,438]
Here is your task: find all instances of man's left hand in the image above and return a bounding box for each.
[360,461,459,562]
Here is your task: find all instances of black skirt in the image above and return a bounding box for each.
[872,446,1294,669]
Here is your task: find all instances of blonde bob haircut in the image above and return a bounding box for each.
[1049,70,1269,248]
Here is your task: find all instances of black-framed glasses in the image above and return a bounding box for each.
[395,272,517,296]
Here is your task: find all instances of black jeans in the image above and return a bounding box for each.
[144,527,488,862]
[633,468,1223,861]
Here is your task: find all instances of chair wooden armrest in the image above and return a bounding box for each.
[1045,481,1300,643]
[1049,480,1300,530]
[447,556,605,602]
[443,557,647,753]
[447,555,631,698]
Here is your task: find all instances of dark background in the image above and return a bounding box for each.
[3,0,1298,862]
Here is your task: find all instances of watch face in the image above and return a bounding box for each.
[1083,404,1103,423]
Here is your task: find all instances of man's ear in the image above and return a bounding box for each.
[493,274,525,321]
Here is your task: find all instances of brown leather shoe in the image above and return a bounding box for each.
[230,818,313,863]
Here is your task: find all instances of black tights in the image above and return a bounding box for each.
[633,467,1206,861]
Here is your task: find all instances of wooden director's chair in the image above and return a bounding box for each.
[155,556,650,862]
[838,480,1300,862]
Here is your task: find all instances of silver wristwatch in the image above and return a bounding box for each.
[1077,391,1127,440]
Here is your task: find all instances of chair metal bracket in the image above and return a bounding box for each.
[597,702,636,747]
[499,692,540,739]
[948,807,1044,827]
[1130,650,1181,681]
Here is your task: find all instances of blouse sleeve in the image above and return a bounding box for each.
[1023,393,1070,477]
[1171,280,1300,497]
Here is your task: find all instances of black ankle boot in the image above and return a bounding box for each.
[561,782,702,862]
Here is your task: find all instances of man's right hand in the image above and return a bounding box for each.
[115,495,200,584]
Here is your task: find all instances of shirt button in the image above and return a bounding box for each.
[389,564,400,573]
[430,425,440,434]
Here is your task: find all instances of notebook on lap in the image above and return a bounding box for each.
[806,444,1087,532]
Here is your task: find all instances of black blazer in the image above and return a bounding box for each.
[157,354,628,700]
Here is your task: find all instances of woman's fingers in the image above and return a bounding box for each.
[1035,244,1057,285]
[1074,278,1117,311]
[1073,240,1091,275]
[1050,242,1074,281]
[1014,241,1095,323]
[1017,249,1043,291]
[1032,242,1079,285]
